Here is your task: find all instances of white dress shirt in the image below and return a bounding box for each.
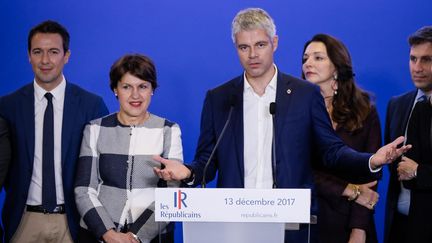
[27,77,66,206]
[243,66,277,189]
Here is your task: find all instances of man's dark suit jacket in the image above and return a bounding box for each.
[189,71,374,242]
[402,99,432,242]
[0,116,11,243]
[0,82,108,242]
[0,116,11,188]
[383,90,417,243]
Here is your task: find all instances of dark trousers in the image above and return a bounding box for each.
[388,212,408,243]
[77,227,174,243]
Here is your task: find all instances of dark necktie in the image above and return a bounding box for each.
[42,92,56,211]
[418,95,427,102]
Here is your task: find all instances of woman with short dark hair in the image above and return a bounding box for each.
[75,54,182,243]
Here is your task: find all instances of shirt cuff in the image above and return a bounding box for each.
[181,165,195,186]
[368,154,382,173]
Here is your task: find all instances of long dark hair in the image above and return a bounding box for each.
[302,34,372,132]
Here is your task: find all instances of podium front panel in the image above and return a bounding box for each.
[155,188,311,223]
[183,222,284,243]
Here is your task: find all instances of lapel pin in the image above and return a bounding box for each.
[286,89,292,94]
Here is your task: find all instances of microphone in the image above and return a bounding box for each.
[269,102,276,115]
[269,102,277,188]
[201,95,236,188]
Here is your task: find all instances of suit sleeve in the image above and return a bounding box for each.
[310,88,372,175]
[75,123,116,239]
[0,117,11,188]
[190,91,218,186]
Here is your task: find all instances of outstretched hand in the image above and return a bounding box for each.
[152,155,191,181]
[370,136,411,169]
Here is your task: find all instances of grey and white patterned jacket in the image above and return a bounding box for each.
[75,113,183,242]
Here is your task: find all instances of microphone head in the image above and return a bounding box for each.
[269,102,276,115]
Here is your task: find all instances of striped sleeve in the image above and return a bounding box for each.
[75,122,116,238]
[163,120,183,162]
[133,119,183,240]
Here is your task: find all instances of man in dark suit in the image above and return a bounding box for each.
[0,116,11,243]
[154,8,409,242]
[384,26,432,243]
[0,20,108,242]
[0,117,11,193]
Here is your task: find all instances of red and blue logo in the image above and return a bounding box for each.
[174,190,188,209]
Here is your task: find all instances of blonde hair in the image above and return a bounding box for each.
[231,8,276,43]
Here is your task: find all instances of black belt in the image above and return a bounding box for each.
[26,204,65,214]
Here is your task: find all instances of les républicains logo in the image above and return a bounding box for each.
[174,189,188,209]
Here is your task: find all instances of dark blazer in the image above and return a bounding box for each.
[189,71,374,242]
[383,90,417,243]
[0,116,11,243]
[0,116,11,189]
[401,99,432,242]
[0,82,108,242]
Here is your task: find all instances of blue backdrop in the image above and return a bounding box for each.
[0,0,430,242]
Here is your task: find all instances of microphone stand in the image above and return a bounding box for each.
[269,102,277,188]
[201,97,236,188]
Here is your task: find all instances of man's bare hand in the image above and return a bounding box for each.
[152,155,191,181]
[370,136,411,169]
[398,156,418,181]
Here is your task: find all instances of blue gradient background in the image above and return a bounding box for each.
[0,1,430,242]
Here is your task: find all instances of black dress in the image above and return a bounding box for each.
[313,106,381,243]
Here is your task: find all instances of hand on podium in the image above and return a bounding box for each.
[153,155,191,181]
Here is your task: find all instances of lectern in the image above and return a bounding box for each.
[155,188,311,243]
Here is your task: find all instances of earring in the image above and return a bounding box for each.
[333,73,338,80]
[334,89,338,95]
